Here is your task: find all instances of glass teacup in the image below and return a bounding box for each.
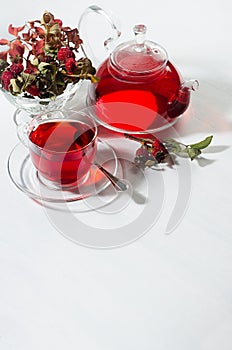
[19,110,97,189]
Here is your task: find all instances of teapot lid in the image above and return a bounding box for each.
[110,24,168,76]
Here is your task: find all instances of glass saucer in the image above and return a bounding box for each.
[8,139,121,212]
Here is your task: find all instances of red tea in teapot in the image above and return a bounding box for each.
[91,60,183,132]
[88,24,198,133]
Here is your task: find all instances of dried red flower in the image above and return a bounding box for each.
[0,11,97,99]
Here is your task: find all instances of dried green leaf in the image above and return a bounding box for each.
[186,147,201,161]
[20,72,36,90]
[38,62,50,72]
[10,78,21,93]
[48,23,60,36]
[189,136,213,150]
[42,12,55,25]
[32,58,39,66]
[145,159,157,167]
[0,59,9,74]
[164,138,182,153]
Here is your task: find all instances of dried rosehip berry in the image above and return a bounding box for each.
[152,139,164,154]
[134,146,151,168]
[150,138,168,161]
[1,71,14,90]
[65,58,76,74]
[9,63,24,75]
[24,68,34,74]
[57,47,75,61]
[26,85,40,96]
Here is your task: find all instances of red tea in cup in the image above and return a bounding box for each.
[28,117,97,188]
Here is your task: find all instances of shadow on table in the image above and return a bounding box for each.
[155,76,232,165]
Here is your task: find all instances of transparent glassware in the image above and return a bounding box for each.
[0,82,81,114]
[7,108,121,207]
[0,81,82,131]
[79,6,199,135]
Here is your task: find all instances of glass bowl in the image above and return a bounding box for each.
[0,81,82,116]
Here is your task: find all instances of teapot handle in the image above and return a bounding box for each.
[78,5,121,66]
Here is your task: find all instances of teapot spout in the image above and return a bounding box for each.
[167,79,199,118]
[181,79,199,91]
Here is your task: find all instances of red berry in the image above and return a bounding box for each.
[9,63,24,75]
[1,71,14,90]
[152,139,164,155]
[151,138,168,162]
[26,85,40,96]
[65,58,76,74]
[57,47,75,61]
[24,68,34,74]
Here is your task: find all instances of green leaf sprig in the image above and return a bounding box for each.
[125,133,213,168]
[164,135,213,161]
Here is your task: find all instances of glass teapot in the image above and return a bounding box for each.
[79,6,199,134]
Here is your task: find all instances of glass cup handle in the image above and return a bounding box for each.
[13,109,31,147]
[78,5,121,66]
[16,122,29,147]
[13,109,24,126]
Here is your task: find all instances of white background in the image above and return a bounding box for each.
[1,0,232,349]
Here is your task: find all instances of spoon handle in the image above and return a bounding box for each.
[95,162,128,192]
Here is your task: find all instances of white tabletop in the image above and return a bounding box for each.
[1,1,232,349]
